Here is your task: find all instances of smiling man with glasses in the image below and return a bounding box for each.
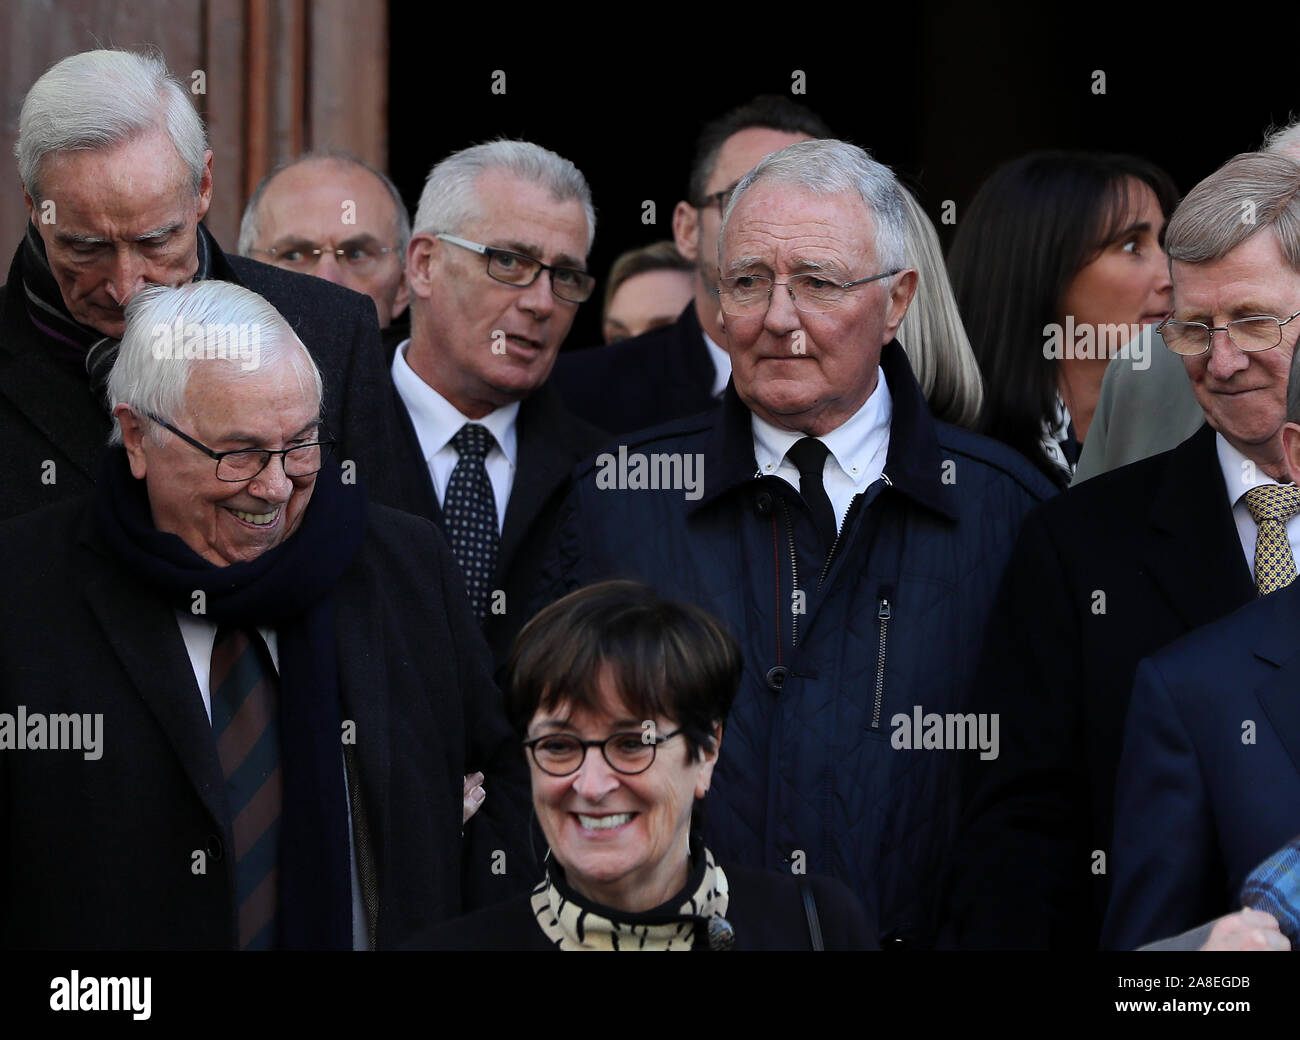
[388,140,608,670]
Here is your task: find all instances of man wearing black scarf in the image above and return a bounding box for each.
[0,280,532,949]
[0,47,415,521]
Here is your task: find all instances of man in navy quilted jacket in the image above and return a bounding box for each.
[539,139,1055,948]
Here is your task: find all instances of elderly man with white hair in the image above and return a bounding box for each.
[0,280,530,950]
[0,48,411,521]
[538,139,1055,948]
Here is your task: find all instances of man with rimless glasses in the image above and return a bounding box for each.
[540,139,1054,947]
[387,140,608,671]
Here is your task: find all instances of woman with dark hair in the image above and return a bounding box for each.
[948,151,1178,486]
[428,580,874,951]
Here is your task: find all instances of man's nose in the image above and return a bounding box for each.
[1205,327,1251,381]
[246,455,295,502]
[103,249,148,307]
[312,250,350,289]
[516,270,557,318]
[763,281,803,339]
[571,746,620,800]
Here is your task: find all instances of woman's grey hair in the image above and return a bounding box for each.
[897,187,984,429]
[237,152,412,259]
[107,282,323,446]
[719,139,907,271]
[17,49,208,202]
[411,139,595,250]
[1164,152,1300,269]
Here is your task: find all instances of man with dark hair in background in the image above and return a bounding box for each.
[552,95,830,435]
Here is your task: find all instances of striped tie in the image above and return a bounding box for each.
[210,625,282,950]
[1243,485,1300,595]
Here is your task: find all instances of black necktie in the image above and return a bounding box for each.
[786,437,838,552]
[444,423,500,621]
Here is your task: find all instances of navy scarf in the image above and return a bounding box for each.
[95,446,367,950]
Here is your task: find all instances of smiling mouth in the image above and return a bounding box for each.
[575,812,635,830]
[228,507,279,526]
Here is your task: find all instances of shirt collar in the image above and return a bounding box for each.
[391,339,520,466]
[750,368,892,489]
[1216,431,1288,506]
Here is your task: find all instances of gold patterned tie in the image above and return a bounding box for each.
[1243,484,1300,595]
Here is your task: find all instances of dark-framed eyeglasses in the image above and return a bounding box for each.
[145,413,335,482]
[696,180,741,212]
[718,269,902,316]
[252,242,399,273]
[522,728,683,777]
[435,233,596,303]
[1157,310,1300,357]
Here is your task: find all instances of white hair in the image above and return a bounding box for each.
[1262,118,1300,164]
[237,152,412,258]
[107,282,323,445]
[17,48,208,202]
[411,139,595,250]
[720,139,907,271]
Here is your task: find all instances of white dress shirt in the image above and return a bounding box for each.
[751,369,892,533]
[391,339,519,531]
[702,329,733,399]
[173,611,370,951]
[1215,433,1300,576]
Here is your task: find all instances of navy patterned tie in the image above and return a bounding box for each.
[210,625,282,951]
[445,423,500,621]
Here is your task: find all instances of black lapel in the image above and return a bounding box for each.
[79,541,230,834]
[1141,424,1256,629]
[666,303,719,408]
[497,384,593,579]
[0,245,110,482]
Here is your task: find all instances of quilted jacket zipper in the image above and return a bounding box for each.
[872,592,891,730]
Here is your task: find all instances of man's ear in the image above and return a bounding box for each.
[22,186,35,222]
[1283,421,1300,484]
[196,149,214,223]
[406,234,440,301]
[673,200,700,263]
[114,405,151,480]
[883,269,919,341]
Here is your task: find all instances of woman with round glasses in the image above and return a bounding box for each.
[430,580,873,951]
[948,151,1179,487]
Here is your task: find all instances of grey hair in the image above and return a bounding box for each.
[107,282,323,445]
[411,139,595,251]
[237,151,411,258]
[17,48,207,202]
[719,139,907,271]
[1164,152,1300,270]
[896,187,984,429]
[1261,117,1300,163]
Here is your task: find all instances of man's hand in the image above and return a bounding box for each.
[463,772,486,824]
[1198,908,1290,951]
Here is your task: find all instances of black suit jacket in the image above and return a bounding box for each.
[945,423,1257,949]
[387,353,608,668]
[1103,580,1300,949]
[0,496,533,950]
[0,229,419,520]
[550,302,720,436]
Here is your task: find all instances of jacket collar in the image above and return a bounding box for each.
[691,340,958,521]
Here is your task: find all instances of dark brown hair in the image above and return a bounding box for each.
[506,580,741,762]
